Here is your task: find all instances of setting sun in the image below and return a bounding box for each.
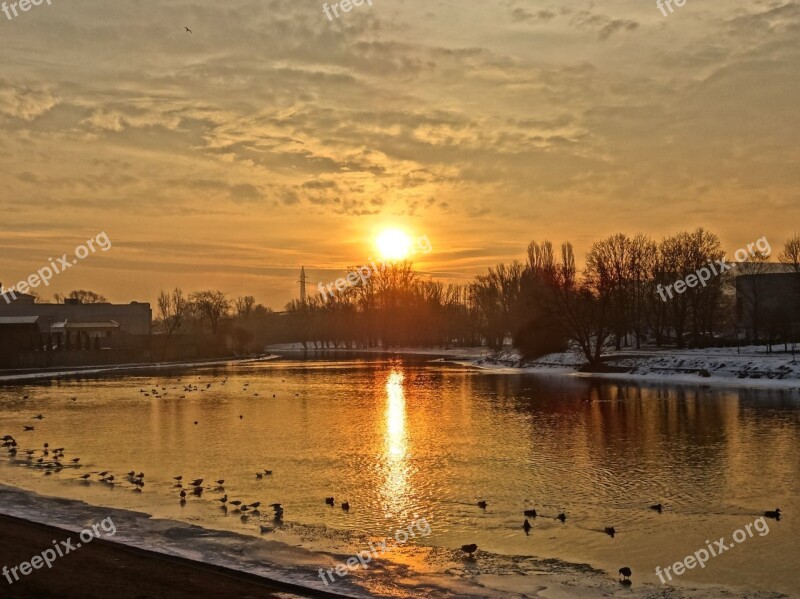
[376,229,412,261]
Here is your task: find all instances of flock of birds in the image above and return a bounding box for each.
[1,376,336,541]
[1,376,786,589]
[465,499,782,585]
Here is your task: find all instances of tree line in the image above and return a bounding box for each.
[283,229,800,362]
[34,230,800,362]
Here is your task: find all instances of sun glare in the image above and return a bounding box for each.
[376,229,412,261]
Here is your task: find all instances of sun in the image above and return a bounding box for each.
[376,229,412,261]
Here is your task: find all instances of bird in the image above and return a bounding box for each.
[604,526,616,538]
[215,479,224,486]
[229,500,242,507]
[260,525,272,534]
[127,471,136,477]
[523,519,532,534]
[217,495,228,504]
[650,503,663,513]
[325,497,335,506]
[264,470,273,475]
[269,503,282,510]
[764,508,782,519]
[256,473,263,479]
[477,500,487,509]
[184,26,192,33]
[23,426,34,431]
[79,473,91,480]
[557,513,567,522]
[173,476,183,481]
[341,502,350,511]
[618,566,632,582]
[523,509,537,518]
[461,544,478,558]
[33,414,44,420]
[249,502,260,509]
[179,490,187,499]
[190,478,203,486]
[70,458,80,464]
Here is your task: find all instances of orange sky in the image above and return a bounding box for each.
[1,1,799,308]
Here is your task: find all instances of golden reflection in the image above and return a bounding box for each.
[386,370,407,457]
[382,369,409,516]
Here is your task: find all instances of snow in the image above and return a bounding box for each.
[474,345,800,389]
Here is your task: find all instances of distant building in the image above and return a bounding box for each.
[0,295,151,336]
[0,293,152,368]
[735,270,800,342]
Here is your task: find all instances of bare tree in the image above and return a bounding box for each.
[234,295,256,318]
[658,229,724,348]
[157,288,188,336]
[190,290,230,335]
[585,233,641,350]
[779,233,800,272]
[524,240,612,365]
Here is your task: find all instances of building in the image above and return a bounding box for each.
[735,270,800,343]
[0,292,152,368]
[0,295,151,336]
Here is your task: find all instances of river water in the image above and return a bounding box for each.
[0,355,797,597]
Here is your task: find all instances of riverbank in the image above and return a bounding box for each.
[0,483,787,599]
[267,342,800,390]
[0,512,315,599]
[0,354,278,385]
[473,346,800,390]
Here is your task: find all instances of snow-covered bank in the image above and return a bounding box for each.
[475,346,800,390]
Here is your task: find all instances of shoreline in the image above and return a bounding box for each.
[267,343,800,391]
[0,511,346,599]
[473,346,800,391]
[0,483,787,599]
[0,354,279,385]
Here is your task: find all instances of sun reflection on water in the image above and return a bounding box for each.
[382,369,410,517]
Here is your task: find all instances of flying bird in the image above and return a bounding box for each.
[184,26,192,33]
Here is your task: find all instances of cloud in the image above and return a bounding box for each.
[0,83,58,121]
[510,7,557,23]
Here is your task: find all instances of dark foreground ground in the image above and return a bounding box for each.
[0,513,339,599]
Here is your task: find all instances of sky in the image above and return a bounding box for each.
[1,0,799,309]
